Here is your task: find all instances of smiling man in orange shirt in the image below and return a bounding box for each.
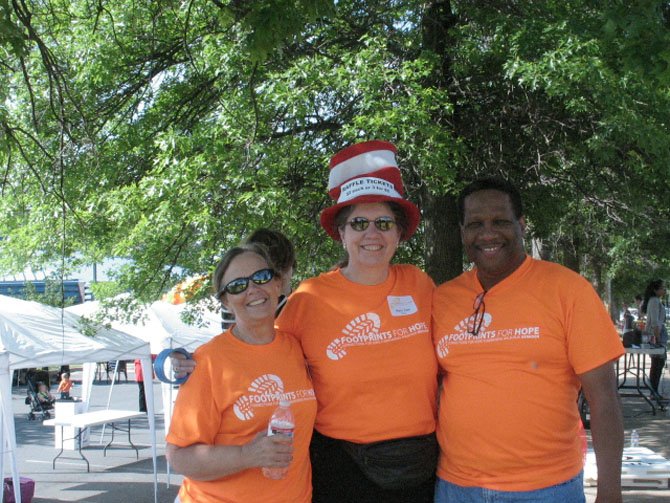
[433,178,624,503]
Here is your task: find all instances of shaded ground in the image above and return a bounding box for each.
[12,376,180,503]
[585,359,670,502]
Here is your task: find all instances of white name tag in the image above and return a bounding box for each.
[387,295,418,316]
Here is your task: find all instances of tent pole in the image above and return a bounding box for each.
[0,354,21,503]
[100,360,119,442]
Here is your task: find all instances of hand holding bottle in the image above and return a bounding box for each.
[240,430,293,472]
[262,400,295,479]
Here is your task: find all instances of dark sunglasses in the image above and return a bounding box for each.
[467,291,487,336]
[346,216,397,232]
[218,268,275,297]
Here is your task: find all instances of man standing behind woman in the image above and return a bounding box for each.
[276,140,438,502]
[433,178,624,502]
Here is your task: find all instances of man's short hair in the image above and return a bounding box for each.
[245,228,296,273]
[457,177,524,224]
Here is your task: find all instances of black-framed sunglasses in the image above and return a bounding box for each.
[218,268,275,297]
[346,216,397,232]
[467,291,487,336]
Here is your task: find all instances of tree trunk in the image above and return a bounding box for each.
[561,235,580,273]
[423,191,463,284]
[531,237,552,261]
[420,0,462,284]
[592,258,604,297]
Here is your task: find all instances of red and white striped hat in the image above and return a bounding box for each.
[319,140,420,241]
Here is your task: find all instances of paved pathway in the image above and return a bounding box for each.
[585,363,670,502]
[10,364,670,502]
[13,378,180,502]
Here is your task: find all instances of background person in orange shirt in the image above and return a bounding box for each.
[133,360,145,412]
[433,178,624,503]
[56,372,73,399]
[166,243,317,503]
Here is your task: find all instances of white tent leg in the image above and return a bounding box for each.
[0,355,21,503]
[140,357,158,503]
[81,362,96,412]
[160,362,179,487]
[0,399,4,503]
[100,360,119,443]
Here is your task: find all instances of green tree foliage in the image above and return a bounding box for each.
[0,0,669,310]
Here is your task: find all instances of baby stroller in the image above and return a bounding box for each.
[25,380,54,421]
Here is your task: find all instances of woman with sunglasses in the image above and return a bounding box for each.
[164,228,296,381]
[275,140,438,503]
[165,243,316,503]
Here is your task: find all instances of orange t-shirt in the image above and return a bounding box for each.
[167,329,317,503]
[276,264,438,443]
[432,256,624,491]
[57,379,72,393]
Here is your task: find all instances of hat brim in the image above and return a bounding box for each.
[320,195,420,241]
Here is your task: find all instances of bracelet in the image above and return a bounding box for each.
[154,348,192,385]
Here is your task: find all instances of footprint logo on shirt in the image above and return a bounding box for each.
[248,374,284,396]
[326,313,381,360]
[454,312,492,333]
[233,374,285,420]
[436,337,449,359]
[233,396,254,420]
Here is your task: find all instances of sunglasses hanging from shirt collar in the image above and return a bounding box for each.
[467,291,487,336]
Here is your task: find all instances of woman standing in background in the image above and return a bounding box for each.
[641,279,668,397]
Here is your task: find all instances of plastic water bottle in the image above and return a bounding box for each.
[262,400,295,480]
[630,429,639,448]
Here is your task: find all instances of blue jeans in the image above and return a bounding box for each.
[434,472,585,503]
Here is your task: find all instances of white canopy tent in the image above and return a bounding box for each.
[66,300,221,442]
[0,295,158,503]
[147,299,222,351]
[148,300,222,450]
[66,299,167,355]
[67,298,222,486]
[66,298,222,354]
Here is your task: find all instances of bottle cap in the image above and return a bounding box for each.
[279,399,291,407]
